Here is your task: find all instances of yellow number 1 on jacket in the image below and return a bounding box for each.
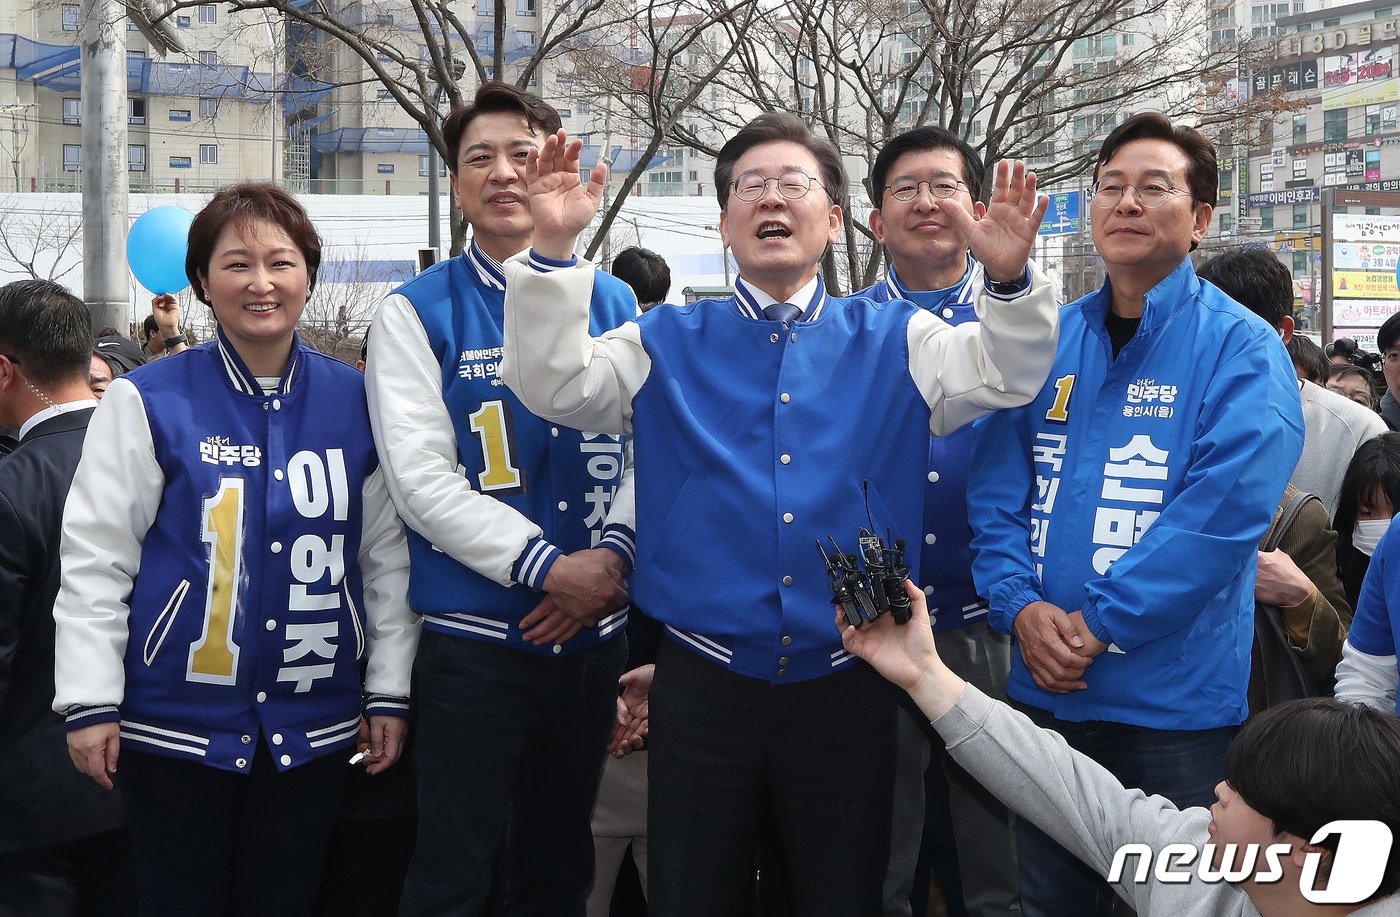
[469,400,526,493]
[189,478,244,683]
[1045,374,1075,424]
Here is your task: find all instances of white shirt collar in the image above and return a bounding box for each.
[18,399,98,441]
[736,274,821,316]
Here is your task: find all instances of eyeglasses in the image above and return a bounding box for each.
[883,179,968,202]
[731,170,827,203]
[1088,181,1192,209]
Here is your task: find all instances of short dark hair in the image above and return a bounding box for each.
[0,279,92,386]
[185,183,322,306]
[1287,335,1328,386]
[1095,112,1217,210]
[871,126,985,205]
[1196,248,1293,331]
[1329,363,1375,400]
[1224,698,1400,900]
[143,314,159,338]
[1378,312,1400,354]
[714,113,847,210]
[442,81,561,176]
[611,247,671,309]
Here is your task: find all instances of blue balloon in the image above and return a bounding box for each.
[127,206,195,295]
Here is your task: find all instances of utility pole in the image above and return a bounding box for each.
[80,0,128,332]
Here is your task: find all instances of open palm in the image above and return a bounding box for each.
[944,159,1048,282]
[525,129,610,255]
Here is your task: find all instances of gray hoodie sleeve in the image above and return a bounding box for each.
[934,687,1241,917]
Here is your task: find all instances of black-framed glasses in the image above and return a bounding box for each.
[1088,181,1191,209]
[883,179,968,202]
[731,170,827,202]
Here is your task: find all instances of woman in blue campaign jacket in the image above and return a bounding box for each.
[52,184,419,917]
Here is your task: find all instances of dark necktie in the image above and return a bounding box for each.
[763,302,801,326]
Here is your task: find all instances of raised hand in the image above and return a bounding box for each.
[942,159,1048,283]
[525,129,610,260]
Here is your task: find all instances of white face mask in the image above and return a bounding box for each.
[1353,518,1392,557]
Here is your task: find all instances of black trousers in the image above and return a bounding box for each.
[117,741,346,917]
[0,830,137,917]
[648,639,928,917]
[400,630,627,917]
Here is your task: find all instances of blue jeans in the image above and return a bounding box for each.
[1012,703,1236,917]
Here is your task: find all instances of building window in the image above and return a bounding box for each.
[377,163,395,174]
[127,17,140,30]
[199,4,216,23]
[1292,203,1309,229]
[1292,113,1307,145]
[376,89,394,100]
[198,50,217,67]
[374,12,393,24]
[517,0,536,15]
[170,109,191,122]
[177,15,190,27]
[519,29,535,45]
[199,97,218,118]
[62,4,79,30]
[63,98,80,125]
[418,155,447,176]
[128,98,146,125]
[129,144,146,172]
[200,144,218,164]
[170,156,192,168]
[1218,211,1233,234]
[1293,251,1308,275]
[62,144,81,172]
[1260,207,1274,231]
[1323,109,1347,142]
[556,108,571,119]
[477,0,491,13]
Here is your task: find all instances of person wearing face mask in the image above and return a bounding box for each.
[1335,445,1400,714]
[1333,434,1400,610]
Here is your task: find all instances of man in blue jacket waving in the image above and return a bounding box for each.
[968,112,1305,917]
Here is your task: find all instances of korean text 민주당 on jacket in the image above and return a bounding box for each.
[53,331,419,774]
[499,252,1059,683]
[366,242,638,654]
[969,258,1305,730]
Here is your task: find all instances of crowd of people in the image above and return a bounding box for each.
[1,80,1399,917]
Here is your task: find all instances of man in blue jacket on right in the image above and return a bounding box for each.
[968,112,1305,917]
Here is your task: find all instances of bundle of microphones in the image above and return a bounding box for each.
[818,528,912,628]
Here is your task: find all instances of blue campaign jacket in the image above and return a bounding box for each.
[103,333,383,772]
[969,259,1304,729]
[393,244,636,654]
[858,260,988,632]
[629,280,934,682]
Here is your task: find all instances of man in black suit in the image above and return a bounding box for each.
[0,279,136,916]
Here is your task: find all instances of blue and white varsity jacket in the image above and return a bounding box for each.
[54,330,418,773]
[500,254,1059,683]
[858,258,989,632]
[969,258,1305,729]
[1336,525,1400,715]
[367,242,638,654]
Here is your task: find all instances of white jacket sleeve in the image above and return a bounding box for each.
[498,255,651,436]
[357,466,419,710]
[52,379,163,718]
[366,293,549,587]
[908,262,1059,436]
[1334,638,1399,713]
